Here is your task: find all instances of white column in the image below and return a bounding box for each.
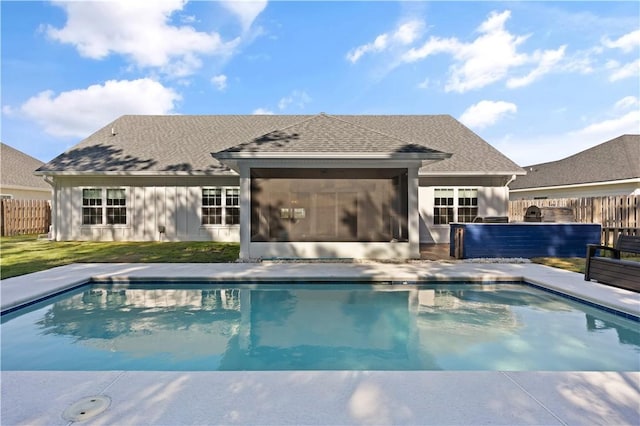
[239,163,251,259]
[408,165,420,258]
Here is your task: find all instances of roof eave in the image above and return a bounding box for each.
[212,151,452,161]
[419,170,526,176]
[510,177,640,192]
[33,170,238,177]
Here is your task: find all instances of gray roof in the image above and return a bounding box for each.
[215,113,449,158]
[1,143,50,190]
[37,114,523,175]
[509,134,640,190]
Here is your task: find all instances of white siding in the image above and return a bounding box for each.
[53,176,240,242]
[418,177,510,244]
[51,174,512,246]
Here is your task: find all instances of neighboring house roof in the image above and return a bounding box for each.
[509,134,640,190]
[36,113,523,176]
[1,142,50,191]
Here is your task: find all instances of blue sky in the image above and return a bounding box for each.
[2,1,639,166]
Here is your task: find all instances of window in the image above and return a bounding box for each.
[225,188,240,225]
[433,189,454,225]
[433,188,478,224]
[106,189,127,224]
[202,187,240,225]
[457,188,478,223]
[202,188,222,224]
[82,188,127,225]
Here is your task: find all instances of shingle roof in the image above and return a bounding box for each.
[215,113,448,158]
[36,114,523,175]
[509,134,640,190]
[1,143,50,190]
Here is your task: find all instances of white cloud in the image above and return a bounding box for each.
[417,78,429,89]
[495,97,640,165]
[211,74,228,91]
[569,109,640,140]
[609,58,640,82]
[507,45,566,88]
[459,100,517,129]
[17,79,180,138]
[614,96,639,111]
[392,20,424,45]
[402,36,461,63]
[278,90,312,111]
[602,29,640,53]
[47,0,240,77]
[220,0,268,32]
[402,10,567,93]
[346,20,424,63]
[252,108,274,115]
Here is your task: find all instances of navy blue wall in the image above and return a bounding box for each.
[449,223,602,258]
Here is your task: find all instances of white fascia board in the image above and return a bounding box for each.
[33,170,239,177]
[213,151,452,161]
[419,170,526,177]
[509,177,640,192]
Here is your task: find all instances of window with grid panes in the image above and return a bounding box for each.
[82,188,127,225]
[202,188,240,225]
[106,189,127,224]
[433,188,454,225]
[225,188,240,225]
[457,188,478,222]
[433,188,479,224]
[202,188,223,224]
[82,189,103,225]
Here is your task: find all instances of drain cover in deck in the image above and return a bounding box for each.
[62,396,110,422]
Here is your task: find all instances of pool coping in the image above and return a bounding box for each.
[2,262,639,425]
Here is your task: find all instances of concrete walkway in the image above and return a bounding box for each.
[1,262,639,425]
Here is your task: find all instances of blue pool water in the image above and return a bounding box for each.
[1,282,638,371]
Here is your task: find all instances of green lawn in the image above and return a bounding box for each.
[531,257,585,273]
[0,235,240,279]
[532,253,640,274]
[3,235,637,280]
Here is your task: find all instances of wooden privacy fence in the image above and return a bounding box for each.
[1,199,51,237]
[509,195,639,245]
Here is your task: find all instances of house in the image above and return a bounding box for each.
[509,134,640,200]
[1,142,51,200]
[35,113,524,259]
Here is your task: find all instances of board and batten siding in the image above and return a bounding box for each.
[418,176,511,244]
[51,176,240,242]
[50,176,510,244]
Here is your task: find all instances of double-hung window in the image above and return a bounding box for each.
[202,187,240,225]
[457,188,478,223]
[433,189,454,225]
[82,188,127,225]
[433,188,478,224]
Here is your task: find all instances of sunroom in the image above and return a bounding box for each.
[213,114,451,259]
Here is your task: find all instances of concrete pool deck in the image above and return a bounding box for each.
[1,261,639,425]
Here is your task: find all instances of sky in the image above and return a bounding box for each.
[1,1,639,167]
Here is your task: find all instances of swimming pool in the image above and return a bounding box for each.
[1,282,638,371]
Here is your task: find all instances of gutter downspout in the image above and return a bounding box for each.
[42,176,56,240]
[504,174,517,218]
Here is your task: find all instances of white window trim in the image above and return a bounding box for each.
[432,187,479,226]
[80,187,129,227]
[201,186,240,227]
